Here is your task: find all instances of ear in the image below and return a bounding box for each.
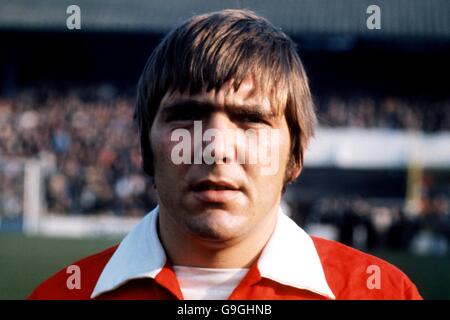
[290,161,302,182]
[284,157,302,185]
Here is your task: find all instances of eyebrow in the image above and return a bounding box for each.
[160,98,276,120]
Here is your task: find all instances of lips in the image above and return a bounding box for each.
[191,180,239,191]
[190,179,241,203]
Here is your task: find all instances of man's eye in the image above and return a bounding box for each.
[241,115,266,124]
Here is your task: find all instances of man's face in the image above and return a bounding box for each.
[150,76,296,242]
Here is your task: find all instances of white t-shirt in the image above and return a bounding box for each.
[172,265,249,300]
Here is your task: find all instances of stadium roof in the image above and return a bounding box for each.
[0,0,449,40]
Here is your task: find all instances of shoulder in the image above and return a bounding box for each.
[27,245,118,300]
[311,236,422,300]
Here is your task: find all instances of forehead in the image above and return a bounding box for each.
[160,75,274,113]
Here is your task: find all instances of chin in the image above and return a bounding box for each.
[184,209,249,241]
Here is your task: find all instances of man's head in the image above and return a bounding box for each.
[135,9,316,243]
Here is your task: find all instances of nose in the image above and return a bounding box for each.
[202,113,237,164]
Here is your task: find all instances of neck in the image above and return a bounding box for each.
[157,205,279,268]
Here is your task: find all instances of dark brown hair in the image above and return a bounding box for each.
[135,9,316,183]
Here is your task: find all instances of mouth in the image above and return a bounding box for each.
[190,179,242,203]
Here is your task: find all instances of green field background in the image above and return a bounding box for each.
[1,233,449,299]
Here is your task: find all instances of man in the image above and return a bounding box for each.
[29,9,422,300]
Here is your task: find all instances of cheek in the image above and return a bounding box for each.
[261,128,292,176]
[151,125,195,178]
[280,131,292,165]
[276,121,293,162]
[242,128,291,187]
[150,127,174,168]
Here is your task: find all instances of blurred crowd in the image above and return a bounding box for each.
[0,160,23,220]
[0,86,157,217]
[317,96,450,132]
[302,194,450,255]
[1,86,450,220]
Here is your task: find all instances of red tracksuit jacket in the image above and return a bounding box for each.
[28,208,422,300]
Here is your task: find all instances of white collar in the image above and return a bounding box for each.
[91,206,335,299]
